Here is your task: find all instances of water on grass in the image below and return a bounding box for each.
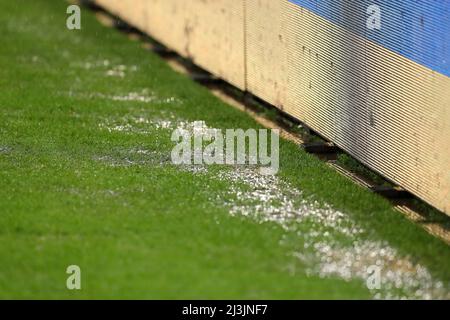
[0,146,11,154]
[98,114,449,299]
[98,114,210,135]
[70,59,138,78]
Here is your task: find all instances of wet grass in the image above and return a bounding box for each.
[0,0,448,299]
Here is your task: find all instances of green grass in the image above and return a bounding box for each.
[0,0,448,299]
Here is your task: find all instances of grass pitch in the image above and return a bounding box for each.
[0,0,449,299]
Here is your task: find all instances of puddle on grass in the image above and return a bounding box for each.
[94,120,215,167]
[96,117,216,169]
[55,186,125,202]
[70,89,182,106]
[98,116,169,135]
[105,65,128,78]
[96,91,151,102]
[207,167,449,300]
[98,115,209,135]
[0,146,12,154]
[70,59,138,78]
[71,59,112,70]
